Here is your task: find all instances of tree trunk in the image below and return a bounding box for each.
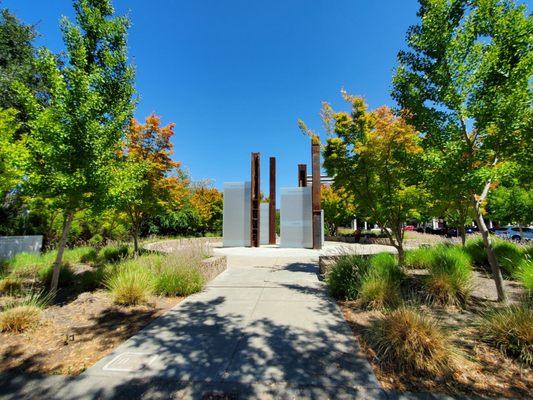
[459,225,466,246]
[50,212,74,294]
[133,228,139,257]
[518,224,524,240]
[472,198,507,302]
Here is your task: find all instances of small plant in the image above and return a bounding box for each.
[38,263,76,287]
[8,252,54,279]
[464,237,486,266]
[358,253,403,308]
[0,291,51,333]
[98,244,130,264]
[154,266,204,296]
[0,277,22,295]
[404,247,435,269]
[479,304,533,366]
[494,241,524,277]
[326,254,370,300]
[62,246,98,264]
[364,307,456,375]
[514,259,533,298]
[425,246,472,306]
[105,260,154,305]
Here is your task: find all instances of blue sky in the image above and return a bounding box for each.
[3,0,423,196]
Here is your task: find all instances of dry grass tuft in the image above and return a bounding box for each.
[0,305,41,333]
[365,307,457,376]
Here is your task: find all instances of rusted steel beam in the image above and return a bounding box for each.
[298,164,307,187]
[250,152,260,247]
[269,157,276,245]
[311,141,322,249]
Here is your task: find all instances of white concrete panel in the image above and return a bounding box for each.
[223,182,251,247]
[0,235,43,260]
[260,203,269,245]
[280,187,312,248]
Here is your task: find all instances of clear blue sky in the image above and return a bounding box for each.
[3,0,423,196]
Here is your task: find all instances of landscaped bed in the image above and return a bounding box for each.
[327,239,532,399]
[0,240,224,375]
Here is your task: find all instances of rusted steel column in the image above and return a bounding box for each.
[298,164,307,187]
[269,157,276,245]
[311,141,322,249]
[250,152,260,247]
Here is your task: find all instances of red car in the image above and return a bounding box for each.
[403,225,415,231]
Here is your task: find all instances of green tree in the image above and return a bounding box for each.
[321,185,356,236]
[16,0,134,292]
[0,109,27,198]
[301,92,427,264]
[489,185,533,237]
[392,0,532,301]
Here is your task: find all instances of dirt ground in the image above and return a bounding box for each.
[0,291,182,375]
[341,269,532,399]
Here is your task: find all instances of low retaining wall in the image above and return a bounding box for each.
[0,235,43,261]
[198,256,227,283]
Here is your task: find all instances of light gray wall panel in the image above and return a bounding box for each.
[280,187,312,248]
[223,182,251,247]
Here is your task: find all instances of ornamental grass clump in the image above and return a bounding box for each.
[105,260,154,305]
[326,254,370,300]
[465,237,525,277]
[359,253,403,308]
[365,307,456,375]
[0,277,22,295]
[0,291,51,333]
[425,246,472,306]
[514,259,533,298]
[479,304,533,366]
[404,247,436,269]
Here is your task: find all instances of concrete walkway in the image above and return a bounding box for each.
[1,253,385,399]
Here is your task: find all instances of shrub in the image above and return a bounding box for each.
[0,277,22,295]
[465,237,525,276]
[425,246,472,305]
[8,252,54,278]
[63,246,98,264]
[479,305,533,366]
[404,247,435,269]
[154,266,204,296]
[98,244,129,264]
[494,241,524,277]
[365,307,456,375]
[0,291,50,333]
[358,253,403,308]
[326,254,370,300]
[38,263,76,287]
[88,234,104,248]
[515,259,533,297]
[105,260,153,305]
[0,305,41,333]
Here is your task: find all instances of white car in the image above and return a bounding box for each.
[494,226,533,241]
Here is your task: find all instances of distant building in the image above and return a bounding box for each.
[306,175,333,187]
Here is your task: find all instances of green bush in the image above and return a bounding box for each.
[515,259,533,296]
[479,304,533,366]
[98,244,130,263]
[38,263,76,287]
[358,253,403,308]
[425,246,472,305]
[88,234,104,247]
[326,254,370,300]
[365,307,456,375]
[494,241,524,277]
[105,260,154,305]
[154,266,204,296]
[465,237,525,276]
[8,252,54,278]
[404,247,436,269]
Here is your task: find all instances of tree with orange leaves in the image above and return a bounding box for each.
[189,183,223,234]
[111,113,187,254]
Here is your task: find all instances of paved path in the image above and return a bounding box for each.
[2,254,385,399]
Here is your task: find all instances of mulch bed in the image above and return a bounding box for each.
[340,269,532,399]
[0,291,181,375]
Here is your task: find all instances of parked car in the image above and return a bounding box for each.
[494,226,533,241]
[403,225,415,231]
